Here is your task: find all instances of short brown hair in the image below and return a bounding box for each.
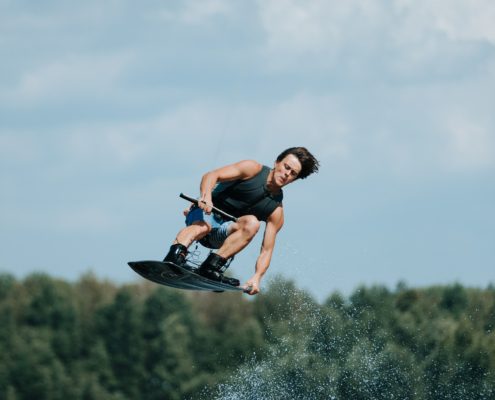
[276,147,320,179]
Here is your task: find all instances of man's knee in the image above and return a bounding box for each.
[191,221,212,238]
[239,215,260,237]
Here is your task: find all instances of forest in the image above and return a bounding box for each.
[0,272,494,399]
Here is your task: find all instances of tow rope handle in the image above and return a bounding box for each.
[179,193,238,222]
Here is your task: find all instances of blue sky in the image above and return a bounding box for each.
[1,0,494,300]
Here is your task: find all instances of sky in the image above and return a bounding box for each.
[1,0,494,301]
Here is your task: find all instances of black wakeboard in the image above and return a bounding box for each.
[128,260,245,292]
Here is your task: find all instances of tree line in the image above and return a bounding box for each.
[0,272,494,399]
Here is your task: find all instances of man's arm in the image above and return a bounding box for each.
[198,160,263,213]
[244,206,284,295]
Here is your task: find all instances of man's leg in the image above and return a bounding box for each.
[175,221,211,247]
[217,215,260,258]
[197,215,260,285]
[164,221,211,266]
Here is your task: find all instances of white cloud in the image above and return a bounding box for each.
[54,206,118,232]
[2,0,494,179]
[257,0,495,74]
[151,0,233,24]
[400,0,495,44]
[31,101,259,175]
[0,133,40,164]
[442,116,495,169]
[64,122,149,166]
[181,0,232,23]
[257,0,351,62]
[260,93,350,161]
[9,52,132,104]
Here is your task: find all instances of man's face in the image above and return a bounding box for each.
[273,154,302,187]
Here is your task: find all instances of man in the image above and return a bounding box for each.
[163,147,319,295]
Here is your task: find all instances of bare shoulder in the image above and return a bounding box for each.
[212,159,263,182]
[235,160,263,178]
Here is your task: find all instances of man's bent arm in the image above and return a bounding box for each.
[245,207,284,295]
[198,160,263,213]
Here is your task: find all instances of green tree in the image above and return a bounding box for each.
[97,287,145,399]
[440,283,468,315]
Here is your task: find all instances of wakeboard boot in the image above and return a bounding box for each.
[163,243,188,267]
[197,253,240,287]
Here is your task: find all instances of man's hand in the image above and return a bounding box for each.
[243,275,261,295]
[198,193,213,214]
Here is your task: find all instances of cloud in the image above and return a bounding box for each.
[402,0,495,44]
[7,52,132,105]
[37,206,119,233]
[260,93,350,161]
[257,0,351,62]
[1,100,263,178]
[442,115,495,169]
[257,0,495,78]
[2,0,494,179]
[179,0,233,24]
[0,133,41,164]
[150,0,233,24]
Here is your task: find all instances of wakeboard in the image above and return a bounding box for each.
[128,260,245,293]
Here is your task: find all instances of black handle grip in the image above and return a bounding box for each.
[179,193,238,222]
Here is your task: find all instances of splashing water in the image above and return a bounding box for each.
[201,280,495,400]
[202,282,341,399]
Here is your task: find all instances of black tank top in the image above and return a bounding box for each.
[212,165,283,221]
